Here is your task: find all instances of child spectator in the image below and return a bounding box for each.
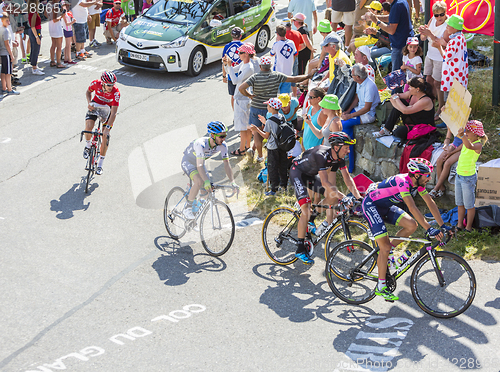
[221,27,243,111]
[121,0,135,21]
[455,120,487,232]
[270,24,297,94]
[61,1,77,64]
[401,37,422,92]
[1,11,20,95]
[250,97,288,196]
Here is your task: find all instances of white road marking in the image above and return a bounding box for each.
[1,137,11,143]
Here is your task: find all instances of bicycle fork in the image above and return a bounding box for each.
[427,247,446,287]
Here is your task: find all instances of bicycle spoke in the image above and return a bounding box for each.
[164,187,188,239]
[200,200,234,256]
[262,207,300,265]
[324,219,373,261]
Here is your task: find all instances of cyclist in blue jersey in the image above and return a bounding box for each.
[181,121,238,219]
[362,158,447,301]
[290,132,363,265]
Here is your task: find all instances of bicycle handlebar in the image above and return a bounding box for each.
[80,130,103,142]
[212,184,239,199]
[311,199,361,212]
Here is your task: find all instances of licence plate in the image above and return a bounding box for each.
[128,52,149,61]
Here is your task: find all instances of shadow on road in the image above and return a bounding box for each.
[485,278,500,309]
[152,235,227,286]
[49,181,97,219]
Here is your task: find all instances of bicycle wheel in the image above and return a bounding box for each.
[200,200,235,256]
[326,240,378,304]
[163,187,188,239]
[324,219,372,261]
[411,251,476,318]
[85,147,95,194]
[261,207,300,265]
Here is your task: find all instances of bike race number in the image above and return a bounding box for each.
[430,0,494,35]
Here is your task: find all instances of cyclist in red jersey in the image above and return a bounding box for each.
[83,71,120,175]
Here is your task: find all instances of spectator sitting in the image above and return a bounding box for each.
[341,63,380,172]
[250,98,289,196]
[367,2,392,60]
[104,0,127,45]
[401,37,422,92]
[418,0,449,120]
[270,24,297,94]
[373,76,435,140]
[354,45,375,82]
[318,32,351,89]
[429,128,462,199]
[319,94,343,189]
[302,87,326,150]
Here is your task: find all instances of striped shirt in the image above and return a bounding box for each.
[245,71,288,110]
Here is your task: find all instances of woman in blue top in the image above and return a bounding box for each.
[302,88,325,150]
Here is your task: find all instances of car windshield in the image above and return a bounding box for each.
[145,0,215,25]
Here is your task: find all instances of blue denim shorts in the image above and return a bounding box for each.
[74,22,89,43]
[249,106,267,128]
[455,173,477,210]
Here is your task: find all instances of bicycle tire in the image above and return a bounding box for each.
[200,200,235,256]
[261,207,300,265]
[411,251,476,318]
[324,219,372,261]
[85,146,95,194]
[164,187,188,240]
[326,240,378,304]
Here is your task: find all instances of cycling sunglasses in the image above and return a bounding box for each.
[214,133,227,139]
[104,83,114,87]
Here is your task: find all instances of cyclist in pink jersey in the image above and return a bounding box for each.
[361,158,447,301]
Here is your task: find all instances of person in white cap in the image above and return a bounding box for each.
[355,45,375,82]
[238,56,316,162]
[287,0,317,37]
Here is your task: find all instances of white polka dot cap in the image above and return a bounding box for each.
[264,98,283,110]
[259,56,272,65]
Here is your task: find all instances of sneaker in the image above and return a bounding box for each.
[183,207,195,220]
[84,51,92,57]
[76,53,86,60]
[21,57,27,63]
[375,286,399,301]
[246,148,254,158]
[96,166,103,175]
[94,40,102,46]
[7,90,20,95]
[32,68,45,75]
[265,190,276,196]
[83,147,90,159]
[295,251,314,265]
[256,156,265,162]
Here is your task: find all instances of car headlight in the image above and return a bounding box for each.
[119,29,128,41]
[161,35,188,49]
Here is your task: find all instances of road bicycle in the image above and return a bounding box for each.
[163,181,237,256]
[261,201,374,265]
[80,119,103,193]
[325,231,477,318]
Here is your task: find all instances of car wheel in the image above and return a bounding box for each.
[255,26,269,53]
[186,46,205,77]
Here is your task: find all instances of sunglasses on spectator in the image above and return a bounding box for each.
[434,12,446,17]
[238,51,246,54]
[308,96,318,99]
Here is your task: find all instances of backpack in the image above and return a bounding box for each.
[473,205,500,231]
[269,116,296,152]
[399,124,438,173]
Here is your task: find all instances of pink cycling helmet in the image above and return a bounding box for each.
[407,158,434,174]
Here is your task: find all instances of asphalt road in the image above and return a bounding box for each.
[1,1,500,371]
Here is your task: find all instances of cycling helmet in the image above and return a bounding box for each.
[207,121,228,134]
[328,132,356,147]
[101,71,117,84]
[407,158,434,174]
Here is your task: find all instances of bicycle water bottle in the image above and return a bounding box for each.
[388,252,397,271]
[192,200,200,214]
[315,221,329,236]
[397,250,412,266]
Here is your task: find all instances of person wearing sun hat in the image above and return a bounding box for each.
[347,2,382,53]
[455,120,488,232]
[355,45,375,82]
[250,97,289,196]
[287,0,318,37]
[319,94,343,143]
[434,14,468,96]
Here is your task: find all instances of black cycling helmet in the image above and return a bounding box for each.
[407,158,434,174]
[101,71,117,84]
[328,132,356,147]
[207,121,228,134]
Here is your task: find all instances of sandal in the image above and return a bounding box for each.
[230,148,246,156]
[50,61,57,67]
[372,127,391,138]
[57,64,66,68]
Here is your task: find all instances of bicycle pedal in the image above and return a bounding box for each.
[385,299,394,303]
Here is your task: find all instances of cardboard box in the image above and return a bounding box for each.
[476,166,500,200]
[475,198,500,208]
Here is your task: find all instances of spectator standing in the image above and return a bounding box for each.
[250,97,289,196]
[121,0,134,21]
[283,18,304,97]
[401,36,422,91]
[73,0,97,60]
[330,0,356,47]
[341,63,380,172]
[455,120,487,232]
[221,27,243,111]
[104,0,125,45]
[320,94,343,192]
[142,0,152,13]
[87,0,102,47]
[365,0,413,71]
[223,42,257,156]
[238,56,316,162]
[433,14,468,95]
[302,87,325,150]
[270,24,297,94]
[61,0,76,64]
[292,13,314,76]
[418,1,448,120]
[1,11,20,95]
[287,0,317,37]
[46,0,66,68]
[355,45,375,81]
[133,0,141,16]
[27,0,44,74]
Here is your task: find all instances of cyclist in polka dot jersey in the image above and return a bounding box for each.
[433,14,468,93]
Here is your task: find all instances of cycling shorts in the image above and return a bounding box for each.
[290,167,325,206]
[181,155,208,180]
[85,104,112,127]
[361,197,407,239]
